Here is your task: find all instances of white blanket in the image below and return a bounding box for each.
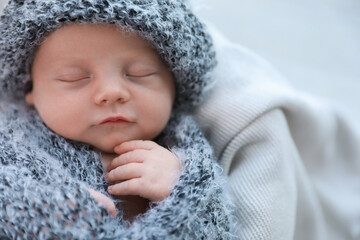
[195,26,360,240]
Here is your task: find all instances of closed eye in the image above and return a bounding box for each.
[126,72,156,78]
[54,67,91,82]
[56,76,91,82]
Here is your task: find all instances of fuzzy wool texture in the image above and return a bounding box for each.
[0,0,216,110]
[0,100,237,239]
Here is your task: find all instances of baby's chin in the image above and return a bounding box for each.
[90,142,119,154]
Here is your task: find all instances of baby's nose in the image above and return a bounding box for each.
[93,75,131,105]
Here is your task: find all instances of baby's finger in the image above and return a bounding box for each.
[107,178,143,196]
[107,149,147,172]
[114,140,157,155]
[88,188,117,217]
[106,163,143,183]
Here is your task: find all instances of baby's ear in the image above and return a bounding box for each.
[25,92,34,106]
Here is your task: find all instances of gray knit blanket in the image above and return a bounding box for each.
[0,100,237,239]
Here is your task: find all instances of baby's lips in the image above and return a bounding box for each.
[99,115,130,125]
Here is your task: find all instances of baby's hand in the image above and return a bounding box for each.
[88,188,117,217]
[105,140,181,202]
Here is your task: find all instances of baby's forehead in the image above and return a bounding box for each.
[34,23,164,65]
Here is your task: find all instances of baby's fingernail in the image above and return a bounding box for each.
[108,186,113,193]
[105,173,109,181]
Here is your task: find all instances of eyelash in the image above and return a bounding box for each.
[126,71,158,78]
[56,72,157,83]
[57,77,91,82]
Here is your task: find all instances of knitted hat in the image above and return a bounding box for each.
[0,0,216,110]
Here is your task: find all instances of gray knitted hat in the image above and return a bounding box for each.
[0,0,216,110]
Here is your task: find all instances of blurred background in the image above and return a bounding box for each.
[193,0,360,121]
[1,0,359,120]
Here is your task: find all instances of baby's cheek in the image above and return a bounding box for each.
[41,110,80,140]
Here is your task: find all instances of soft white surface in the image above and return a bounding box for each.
[194,0,360,122]
[195,27,360,239]
[0,0,5,12]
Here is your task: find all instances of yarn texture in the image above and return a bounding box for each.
[0,101,236,239]
[0,0,237,239]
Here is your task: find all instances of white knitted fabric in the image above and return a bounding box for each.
[195,26,360,240]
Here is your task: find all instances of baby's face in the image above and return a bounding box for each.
[27,24,175,153]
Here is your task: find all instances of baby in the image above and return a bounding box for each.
[27,23,181,219]
[0,0,236,239]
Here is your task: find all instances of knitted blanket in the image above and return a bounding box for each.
[0,101,237,239]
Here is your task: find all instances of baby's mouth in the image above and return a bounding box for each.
[100,116,131,124]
